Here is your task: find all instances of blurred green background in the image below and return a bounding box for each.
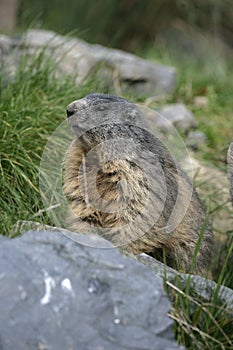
[18,0,233,51]
[0,0,232,52]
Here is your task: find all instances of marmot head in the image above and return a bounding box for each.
[66,93,152,164]
[66,93,146,140]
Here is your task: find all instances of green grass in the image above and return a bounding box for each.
[0,51,99,235]
[0,43,233,350]
[168,278,233,350]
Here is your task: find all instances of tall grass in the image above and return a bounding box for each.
[0,51,96,235]
[168,278,233,350]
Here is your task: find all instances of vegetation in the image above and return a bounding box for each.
[0,52,98,234]
[17,0,232,51]
[0,2,233,348]
[168,277,233,350]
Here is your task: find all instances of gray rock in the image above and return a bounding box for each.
[0,29,176,97]
[0,230,184,350]
[136,253,233,313]
[0,34,12,52]
[185,130,206,150]
[0,34,19,84]
[156,104,196,133]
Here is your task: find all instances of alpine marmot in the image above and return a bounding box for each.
[63,93,213,276]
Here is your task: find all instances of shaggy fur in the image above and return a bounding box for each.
[63,93,213,276]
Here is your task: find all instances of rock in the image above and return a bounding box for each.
[136,254,233,313]
[141,103,196,137]
[0,230,184,350]
[156,103,196,133]
[0,29,176,97]
[0,34,19,84]
[193,96,209,109]
[0,34,12,52]
[185,130,206,150]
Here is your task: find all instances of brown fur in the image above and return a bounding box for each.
[63,93,213,276]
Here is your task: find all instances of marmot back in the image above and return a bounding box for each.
[63,93,213,276]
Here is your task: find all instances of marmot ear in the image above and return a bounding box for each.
[125,107,141,123]
[227,140,233,205]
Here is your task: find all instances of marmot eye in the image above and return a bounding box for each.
[108,171,118,176]
[95,105,107,112]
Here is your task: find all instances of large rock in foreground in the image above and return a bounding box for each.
[0,29,176,97]
[0,230,183,350]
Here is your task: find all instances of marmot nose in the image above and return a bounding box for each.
[66,108,75,118]
[66,98,88,118]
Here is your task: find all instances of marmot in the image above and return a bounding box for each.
[63,93,213,276]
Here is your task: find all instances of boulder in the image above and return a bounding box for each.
[0,230,184,350]
[185,130,206,150]
[155,103,196,133]
[140,103,196,137]
[137,253,233,313]
[0,29,176,97]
